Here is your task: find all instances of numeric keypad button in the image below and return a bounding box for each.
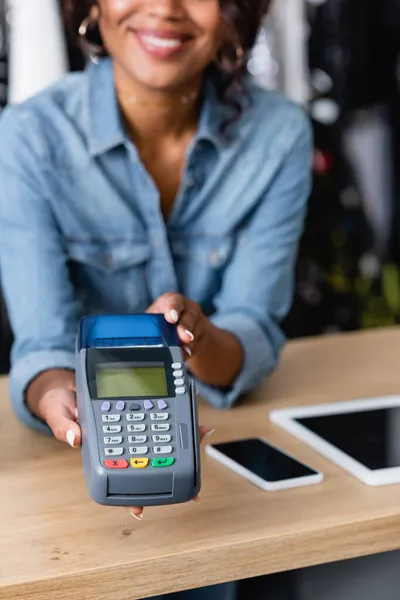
[126,413,145,421]
[127,424,146,433]
[104,447,123,456]
[154,446,172,455]
[103,436,122,445]
[128,435,147,444]
[150,413,169,421]
[129,446,148,455]
[151,423,170,432]
[152,435,171,443]
[102,414,121,423]
[103,425,122,433]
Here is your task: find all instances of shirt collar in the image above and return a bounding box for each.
[87,58,229,157]
[194,75,227,150]
[87,58,125,157]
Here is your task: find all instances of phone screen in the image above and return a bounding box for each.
[212,438,318,482]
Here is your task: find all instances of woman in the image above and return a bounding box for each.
[0,1,311,596]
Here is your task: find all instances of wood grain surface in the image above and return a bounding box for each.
[2,327,400,600]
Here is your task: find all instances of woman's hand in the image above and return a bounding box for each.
[146,292,212,360]
[147,291,243,388]
[32,384,214,521]
[36,386,82,447]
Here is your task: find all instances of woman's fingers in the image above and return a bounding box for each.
[146,293,209,361]
[176,309,206,359]
[199,426,215,442]
[41,388,82,448]
[126,506,144,520]
[177,310,198,345]
[150,293,186,324]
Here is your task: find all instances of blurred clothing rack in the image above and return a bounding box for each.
[272,0,309,105]
[6,0,67,104]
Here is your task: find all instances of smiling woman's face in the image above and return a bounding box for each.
[97,0,223,91]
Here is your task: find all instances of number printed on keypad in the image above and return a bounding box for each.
[128,435,147,444]
[126,413,145,421]
[129,446,148,455]
[152,435,171,443]
[103,436,122,445]
[102,414,121,423]
[127,424,146,432]
[151,423,170,432]
[150,413,169,421]
[103,425,122,433]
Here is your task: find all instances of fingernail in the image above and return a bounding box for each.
[129,511,143,521]
[184,346,192,357]
[202,429,216,442]
[170,309,179,323]
[185,330,195,342]
[66,430,76,448]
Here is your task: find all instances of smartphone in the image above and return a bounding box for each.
[205,438,323,491]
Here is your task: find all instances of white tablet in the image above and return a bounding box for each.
[270,396,400,486]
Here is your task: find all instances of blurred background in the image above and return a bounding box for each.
[3,0,400,374]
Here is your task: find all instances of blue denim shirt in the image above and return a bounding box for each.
[0,58,313,434]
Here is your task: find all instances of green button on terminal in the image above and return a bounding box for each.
[151,457,175,468]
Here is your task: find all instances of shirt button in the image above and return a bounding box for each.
[209,250,220,267]
[104,254,113,268]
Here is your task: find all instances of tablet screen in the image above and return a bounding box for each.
[296,408,400,470]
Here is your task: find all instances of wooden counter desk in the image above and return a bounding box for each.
[2,327,400,600]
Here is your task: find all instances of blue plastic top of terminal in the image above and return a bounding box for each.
[78,314,180,350]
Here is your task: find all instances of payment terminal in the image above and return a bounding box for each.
[76,314,201,506]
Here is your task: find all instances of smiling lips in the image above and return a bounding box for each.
[133,29,193,58]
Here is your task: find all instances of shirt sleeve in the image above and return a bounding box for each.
[196,110,313,409]
[0,107,79,433]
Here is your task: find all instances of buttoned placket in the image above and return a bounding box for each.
[125,140,188,302]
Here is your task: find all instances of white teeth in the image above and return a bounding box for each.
[142,35,183,49]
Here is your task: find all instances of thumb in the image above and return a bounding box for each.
[41,389,82,448]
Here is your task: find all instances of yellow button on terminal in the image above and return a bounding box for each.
[130,458,149,469]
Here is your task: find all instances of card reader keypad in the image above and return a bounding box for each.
[101,406,174,461]
[97,362,185,470]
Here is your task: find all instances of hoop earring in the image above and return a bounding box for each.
[79,16,104,57]
[214,44,245,72]
[235,45,244,67]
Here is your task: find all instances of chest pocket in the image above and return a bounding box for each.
[169,235,234,313]
[66,239,151,314]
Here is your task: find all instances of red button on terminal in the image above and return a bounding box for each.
[104,459,128,469]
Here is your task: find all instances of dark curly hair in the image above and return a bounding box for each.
[63,0,272,129]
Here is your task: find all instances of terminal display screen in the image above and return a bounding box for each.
[96,365,168,398]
